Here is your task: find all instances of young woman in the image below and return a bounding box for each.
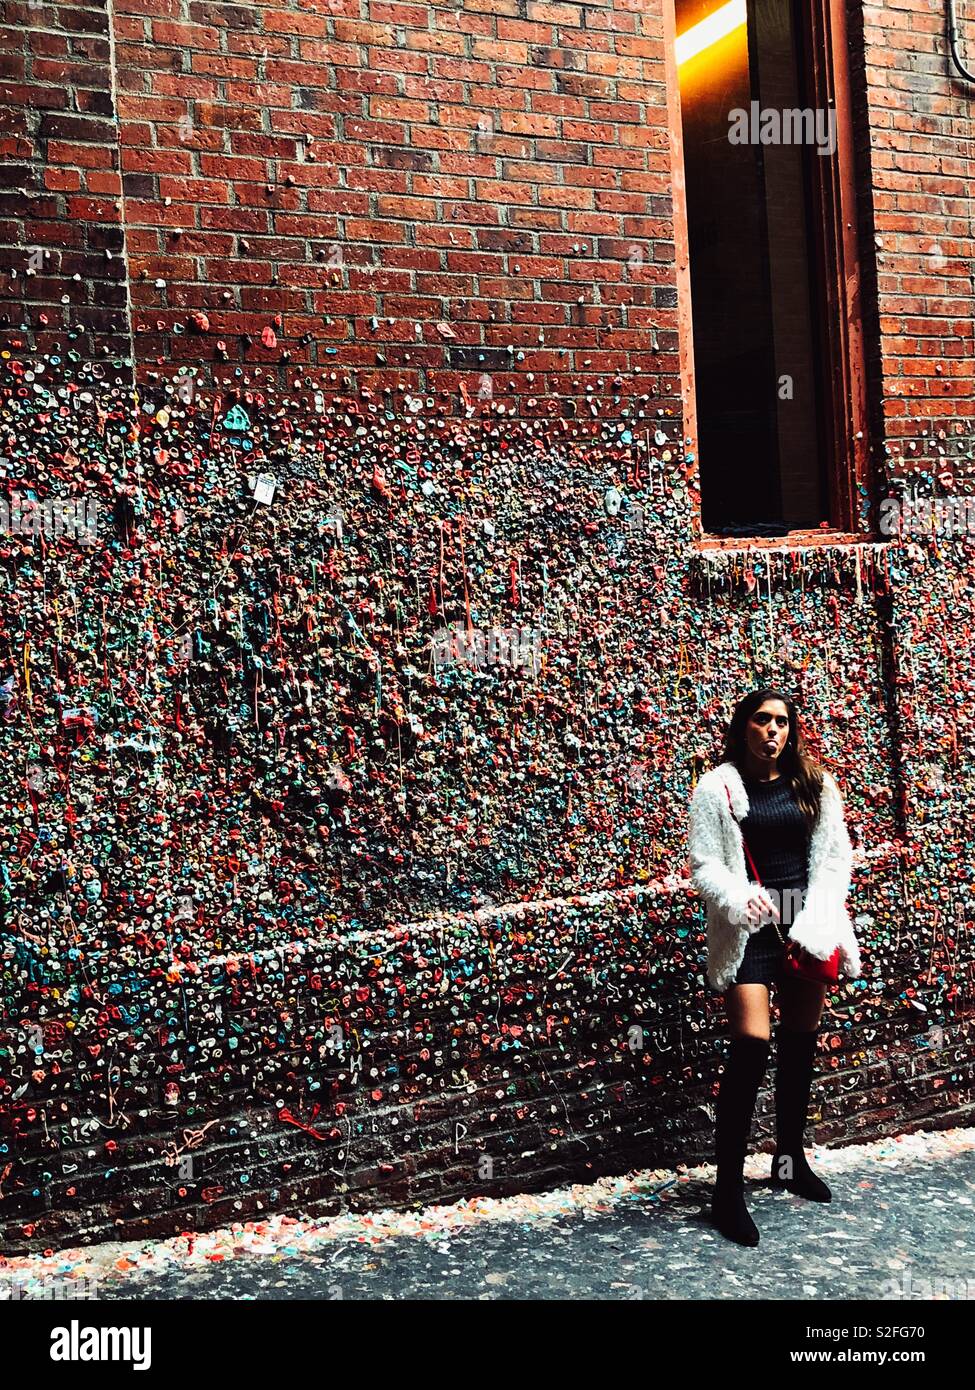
[687,688,862,1247]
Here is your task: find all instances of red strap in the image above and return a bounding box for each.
[725,783,763,884]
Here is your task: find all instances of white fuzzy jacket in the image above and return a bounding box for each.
[687,760,863,992]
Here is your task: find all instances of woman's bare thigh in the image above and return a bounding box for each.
[723,983,772,1040]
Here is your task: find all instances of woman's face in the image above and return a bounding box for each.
[745,699,791,767]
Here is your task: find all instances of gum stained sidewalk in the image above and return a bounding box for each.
[96,1145,975,1301]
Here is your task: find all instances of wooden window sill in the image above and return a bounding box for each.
[691,530,891,554]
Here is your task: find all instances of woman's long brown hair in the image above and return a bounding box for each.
[722,688,824,828]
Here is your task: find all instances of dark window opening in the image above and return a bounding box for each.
[674,0,863,539]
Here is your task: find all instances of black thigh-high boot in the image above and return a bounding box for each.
[770,1023,832,1201]
[710,1034,771,1246]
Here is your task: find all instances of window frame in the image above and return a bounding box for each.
[665,0,870,545]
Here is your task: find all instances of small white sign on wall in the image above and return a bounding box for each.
[253,473,277,505]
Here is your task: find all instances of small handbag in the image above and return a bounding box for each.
[724,784,840,985]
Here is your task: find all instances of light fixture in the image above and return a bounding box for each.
[676,0,748,67]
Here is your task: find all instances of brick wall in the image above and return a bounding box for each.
[112,0,683,403]
[0,0,130,361]
[4,877,973,1253]
[4,0,973,429]
[853,0,975,447]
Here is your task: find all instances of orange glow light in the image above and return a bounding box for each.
[676,0,748,67]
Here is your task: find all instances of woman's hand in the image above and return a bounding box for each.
[743,888,779,927]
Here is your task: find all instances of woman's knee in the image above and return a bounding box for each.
[730,1025,771,1042]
